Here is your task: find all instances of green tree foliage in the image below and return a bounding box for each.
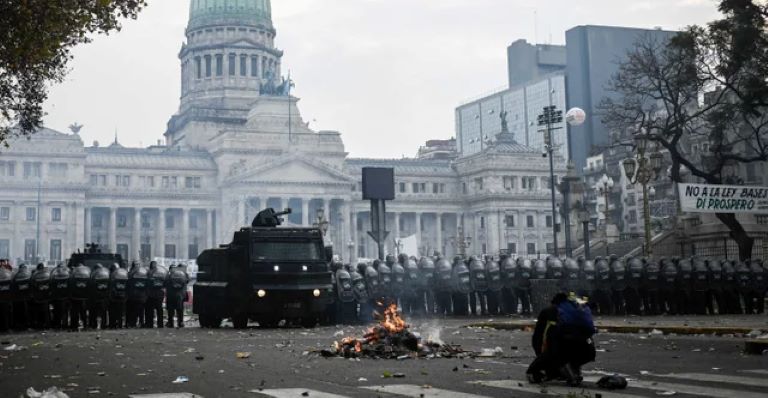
[0,0,146,146]
[600,0,768,260]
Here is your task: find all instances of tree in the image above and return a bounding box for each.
[600,0,768,260]
[0,0,146,146]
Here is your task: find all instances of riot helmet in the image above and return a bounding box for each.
[468,256,488,292]
[533,259,547,279]
[485,258,503,292]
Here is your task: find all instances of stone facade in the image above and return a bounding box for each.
[0,0,564,265]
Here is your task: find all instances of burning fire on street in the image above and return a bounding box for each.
[321,302,471,359]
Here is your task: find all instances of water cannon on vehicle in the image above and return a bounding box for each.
[252,208,292,228]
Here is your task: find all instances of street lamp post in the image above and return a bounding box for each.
[577,204,591,260]
[598,174,615,257]
[537,105,563,257]
[622,133,663,258]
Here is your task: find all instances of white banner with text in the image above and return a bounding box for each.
[679,183,768,213]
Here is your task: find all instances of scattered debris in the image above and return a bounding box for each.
[656,391,676,396]
[172,376,189,384]
[4,344,23,351]
[26,387,69,398]
[236,352,252,359]
[357,377,368,382]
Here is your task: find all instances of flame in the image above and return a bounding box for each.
[332,301,408,355]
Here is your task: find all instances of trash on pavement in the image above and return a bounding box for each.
[26,387,69,398]
[392,373,406,378]
[4,344,22,351]
[357,377,368,382]
[596,375,628,390]
[656,391,676,396]
[236,352,251,359]
[172,376,189,384]
[639,370,650,375]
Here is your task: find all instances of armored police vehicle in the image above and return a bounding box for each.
[67,243,126,269]
[194,208,334,329]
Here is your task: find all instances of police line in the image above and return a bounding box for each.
[679,183,768,213]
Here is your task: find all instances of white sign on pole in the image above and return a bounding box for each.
[679,183,768,213]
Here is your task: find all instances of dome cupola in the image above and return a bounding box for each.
[188,0,272,31]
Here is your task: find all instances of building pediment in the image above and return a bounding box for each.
[224,155,353,186]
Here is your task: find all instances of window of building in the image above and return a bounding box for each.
[195,57,201,79]
[412,182,420,193]
[93,214,103,228]
[0,207,9,221]
[526,243,536,255]
[122,175,130,187]
[164,244,176,259]
[214,54,223,76]
[50,239,62,262]
[185,176,202,189]
[474,177,484,191]
[0,239,9,259]
[480,216,485,229]
[26,207,36,222]
[399,182,406,193]
[204,55,212,77]
[99,175,107,186]
[507,243,517,254]
[24,239,36,262]
[228,53,236,75]
[114,175,121,186]
[481,243,487,254]
[118,215,127,228]
[240,55,247,76]
[48,163,68,177]
[188,244,199,260]
[51,207,61,222]
[503,176,516,190]
[546,215,553,228]
[141,213,151,229]
[140,244,152,261]
[628,210,638,224]
[90,174,98,185]
[116,244,129,261]
[522,176,536,191]
[147,176,155,187]
[432,183,445,194]
[162,176,170,188]
[190,214,199,229]
[527,215,535,228]
[546,243,555,255]
[0,160,16,177]
[251,55,259,77]
[171,176,178,188]
[505,215,515,227]
[23,162,41,178]
[166,214,175,230]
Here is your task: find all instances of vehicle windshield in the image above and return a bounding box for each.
[253,241,323,262]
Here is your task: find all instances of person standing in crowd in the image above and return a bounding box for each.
[0,263,13,332]
[31,263,52,329]
[146,261,168,328]
[50,263,71,329]
[69,263,91,331]
[88,264,110,329]
[126,261,148,328]
[166,264,189,328]
[108,263,129,328]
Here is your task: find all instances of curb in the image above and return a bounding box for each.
[465,321,767,336]
[744,339,768,355]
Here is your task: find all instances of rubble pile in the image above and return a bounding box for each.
[323,303,470,359]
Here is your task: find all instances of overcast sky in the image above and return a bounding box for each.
[44,0,721,158]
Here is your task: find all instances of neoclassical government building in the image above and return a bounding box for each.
[0,0,564,265]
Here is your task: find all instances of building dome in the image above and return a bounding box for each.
[188,0,272,31]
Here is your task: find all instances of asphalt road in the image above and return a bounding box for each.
[1,317,767,398]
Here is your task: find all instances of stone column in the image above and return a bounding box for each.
[436,213,443,256]
[415,212,422,256]
[350,211,358,264]
[84,207,91,246]
[181,208,190,260]
[323,199,330,222]
[301,199,310,226]
[157,208,166,259]
[280,198,288,212]
[13,203,22,262]
[341,201,351,262]
[132,208,141,261]
[393,212,400,242]
[206,209,214,249]
[518,210,525,256]
[238,200,246,227]
[108,207,117,253]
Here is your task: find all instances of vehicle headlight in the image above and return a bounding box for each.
[257,289,267,298]
[302,265,308,272]
[312,289,321,297]
[273,265,280,272]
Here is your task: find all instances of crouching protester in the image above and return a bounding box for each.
[526,292,597,386]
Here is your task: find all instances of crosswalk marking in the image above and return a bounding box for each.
[650,372,768,388]
[362,384,487,398]
[257,389,350,398]
[582,376,768,398]
[471,379,645,398]
[129,394,202,398]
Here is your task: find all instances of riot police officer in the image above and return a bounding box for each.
[691,258,710,315]
[735,260,752,314]
[500,255,517,315]
[50,263,71,329]
[390,256,406,308]
[659,258,678,315]
[348,264,368,323]
[89,264,110,329]
[562,258,581,296]
[333,261,355,324]
[753,260,766,314]
[12,263,33,330]
[546,257,565,292]
[31,263,52,329]
[166,264,189,328]
[0,264,13,331]
[485,258,503,315]
[126,261,148,328]
[434,257,453,316]
[514,258,533,315]
[69,263,91,330]
[640,259,661,315]
[375,259,392,301]
[468,256,488,315]
[676,258,694,315]
[109,263,128,328]
[451,256,471,316]
[146,261,168,328]
[418,257,436,315]
[624,258,643,315]
[609,257,627,315]
[578,258,596,304]
[705,259,723,315]
[721,260,740,314]
[402,256,422,315]
[593,257,612,315]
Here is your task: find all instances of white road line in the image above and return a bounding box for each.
[582,376,768,398]
[650,372,768,388]
[129,394,203,398]
[471,379,646,398]
[362,384,488,398]
[741,369,768,375]
[257,389,350,398]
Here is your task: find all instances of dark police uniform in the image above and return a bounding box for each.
[659,259,678,315]
[50,263,71,329]
[108,264,129,328]
[624,258,643,316]
[514,258,533,315]
[451,257,471,316]
[166,265,189,328]
[640,259,660,315]
[500,256,518,315]
[593,258,612,315]
[434,258,453,316]
[0,266,13,331]
[88,264,110,329]
[609,257,627,316]
[126,263,148,327]
[31,263,52,329]
[146,262,168,328]
[468,257,488,316]
[69,264,91,330]
[691,258,710,315]
[12,264,33,330]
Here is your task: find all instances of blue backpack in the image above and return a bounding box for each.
[557,299,595,337]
